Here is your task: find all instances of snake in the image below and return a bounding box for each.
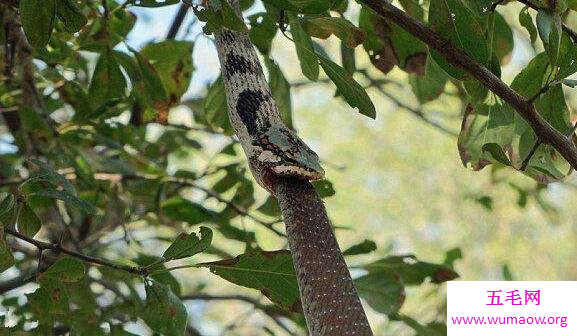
[211,1,373,334]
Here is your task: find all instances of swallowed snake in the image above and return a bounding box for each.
[210,1,373,334]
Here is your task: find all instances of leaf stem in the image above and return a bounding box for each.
[149,264,199,275]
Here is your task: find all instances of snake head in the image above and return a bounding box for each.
[252,126,325,181]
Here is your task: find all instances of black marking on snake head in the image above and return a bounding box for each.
[225,53,254,79]
[236,90,264,134]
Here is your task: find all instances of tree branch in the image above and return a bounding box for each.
[358,0,577,170]
[4,227,145,275]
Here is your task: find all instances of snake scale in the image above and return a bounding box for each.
[212,1,373,334]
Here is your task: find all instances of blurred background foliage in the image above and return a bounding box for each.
[1,0,577,335]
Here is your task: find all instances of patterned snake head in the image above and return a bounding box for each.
[251,126,325,181]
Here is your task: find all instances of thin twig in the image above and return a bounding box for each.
[521,140,542,170]
[161,176,286,237]
[4,227,145,275]
[358,70,457,137]
[521,120,577,170]
[528,85,551,104]
[167,4,190,40]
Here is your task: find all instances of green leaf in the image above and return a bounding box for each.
[89,52,127,109]
[56,0,87,33]
[303,16,366,49]
[355,272,405,315]
[31,189,96,214]
[522,86,571,181]
[312,179,335,198]
[428,0,489,80]
[140,41,194,104]
[20,0,57,49]
[343,239,377,256]
[536,10,562,66]
[0,193,15,219]
[318,54,376,118]
[509,183,529,207]
[288,12,319,81]
[265,59,293,128]
[161,196,215,225]
[136,255,182,296]
[163,226,213,261]
[0,233,14,274]
[221,0,248,32]
[262,0,331,14]
[27,278,70,317]
[19,107,53,140]
[482,143,512,166]
[475,195,493,211]
[133,0,180,7]
[198,250,300,311]
[129,45,169,110]
[142,281,188,336]
[19,203,42,238]
[492,12,514,63]
[443,248,463,267]
[257,196,281,217]
[289,0,331,13]
[409,56,448,103]
[511,52,552,99]
[204,75,233,133]
[29,159,75,195]
[519,7,538,44]
[364,255,459,285]
[464,79,489,103]
[459,0,494,17]
[556,32,577,79]
[332,0,348,13]
[458,51,571,183]
[0,205,15,228]
[458,101,515,171]
[502,264,515,281]
[41,256,85,283]
[248,13,278,55]
[359,6,427,75]
[193,5,223,34]
[64,81,93,121]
